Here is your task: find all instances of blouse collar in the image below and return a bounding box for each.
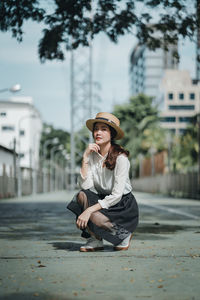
[95,151,108,160]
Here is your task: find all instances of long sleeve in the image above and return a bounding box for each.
[98,155,130,209]
[78,160,94,190]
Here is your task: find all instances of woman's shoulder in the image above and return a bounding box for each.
[116,153,130,163]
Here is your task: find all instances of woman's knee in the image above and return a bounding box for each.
[90,211,111,229]
[77,191,88,208]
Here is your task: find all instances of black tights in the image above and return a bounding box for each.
[77,191,113,239]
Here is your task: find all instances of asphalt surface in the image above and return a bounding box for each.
[0,190,200,300]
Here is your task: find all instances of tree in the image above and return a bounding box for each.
[75,126,90,166]
[113,94,167,160]
[0,0,197,62]
[171,116,198,172]
[40,123,70,160]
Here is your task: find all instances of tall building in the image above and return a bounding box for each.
[158,70,200,135]
[129,43,178,98]
[0,97,42,169]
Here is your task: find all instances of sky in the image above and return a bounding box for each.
[0,17,196,132]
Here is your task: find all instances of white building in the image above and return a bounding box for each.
[0,144,16,176]
[158,70,200,135]
[0,97,43,168]
[129,43,178,98]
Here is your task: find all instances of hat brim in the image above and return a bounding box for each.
[86,119,124,140]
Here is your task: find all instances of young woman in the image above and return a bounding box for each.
[67,112,139,252]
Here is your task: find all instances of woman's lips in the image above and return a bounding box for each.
[96,137,101,140]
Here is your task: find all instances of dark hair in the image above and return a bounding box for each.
[93,123,129,170]
[104,142,129,170]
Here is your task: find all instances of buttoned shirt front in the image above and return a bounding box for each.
[79,151,132,209]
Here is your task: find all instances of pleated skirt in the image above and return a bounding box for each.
[67,189,139,246]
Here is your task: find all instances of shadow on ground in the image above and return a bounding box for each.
[0,202,199,242]
[0,293,73,300]
[50,241,115,252]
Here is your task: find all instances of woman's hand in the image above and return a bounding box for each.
[83,143,100,159]
[76,208,92,229]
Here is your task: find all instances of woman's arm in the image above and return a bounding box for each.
[81,143,100,178]
[77,143,101,229]
[76,203,102,229]
[79,143,100,190]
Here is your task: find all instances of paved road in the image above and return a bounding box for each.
[0,191,200,300]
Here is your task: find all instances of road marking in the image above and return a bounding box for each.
[143,203,200,220]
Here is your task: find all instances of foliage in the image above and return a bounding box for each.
[171,117,198,172]
[40,123,70,160]
[113,94,166,159]
[75,126,90,166]
[0,0,197,62]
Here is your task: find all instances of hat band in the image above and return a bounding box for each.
[95,117,116,126]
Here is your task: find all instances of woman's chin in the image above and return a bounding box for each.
[95,140,102,145]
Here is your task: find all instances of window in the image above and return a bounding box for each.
[169,129,176,134]
[0,112,6,117]
[160,117,176,122]
[179,129,187,134]
[168,93,173,100]
[20,130,25,136]
[189,93,195,100]
[179,93,184,100]
[168,105,195,110]
[179,117,194,123]
[1,125,15,131]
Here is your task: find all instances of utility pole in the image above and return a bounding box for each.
[197,0,200,197]
[69,1,100,190]
[196,0,200,81]
[13,138,17,196]
[70,50,76,190]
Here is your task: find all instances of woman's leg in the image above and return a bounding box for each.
[77,191,114,239]
[90,211,113,232]
[77,191,101,240]
[77,191,89,210]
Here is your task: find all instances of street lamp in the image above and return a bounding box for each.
[54,149,67,190]
[197,113,200,196]
[32,130,42,195]
[149,147,156,176]
[50,144,64,191]
[17,114,38,197]
[138,154,144,178]
[42,137,59,193]
[0,84,21,93]
[166,132,173,173]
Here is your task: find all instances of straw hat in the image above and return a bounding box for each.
[86,112,124,140]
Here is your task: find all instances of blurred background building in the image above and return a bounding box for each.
[129,42,178,98]
[0,97,42,169]
[158,70,200,135]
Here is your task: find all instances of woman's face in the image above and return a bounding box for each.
[93,122,111,146]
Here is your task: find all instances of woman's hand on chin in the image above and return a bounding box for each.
[84,143,100,158]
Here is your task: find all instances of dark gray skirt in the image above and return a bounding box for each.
[67,189,139,246]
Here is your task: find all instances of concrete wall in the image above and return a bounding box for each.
[132,172,199,199]
[0,167,69,198]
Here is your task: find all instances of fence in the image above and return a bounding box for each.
[1,165,199,200]
[132,172,199,200]
[0,165,70,199]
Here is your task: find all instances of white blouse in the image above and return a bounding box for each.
[79,152,132,209]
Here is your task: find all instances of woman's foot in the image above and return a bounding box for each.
[80,237,104,252]
[114,233,133,251]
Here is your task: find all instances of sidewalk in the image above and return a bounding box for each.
[0,191,199,300]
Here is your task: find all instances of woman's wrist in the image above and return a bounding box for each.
[87,203,101,214]
[82,155,89,164]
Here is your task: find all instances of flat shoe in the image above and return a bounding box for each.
[114,233,133,251]
[80,237,104,252]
